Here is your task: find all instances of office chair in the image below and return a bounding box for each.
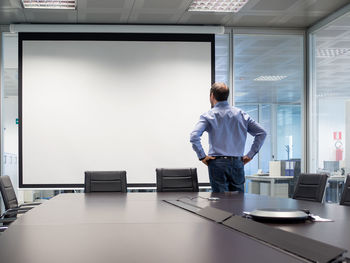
[84,171,127,193]
[292,173,328,203]
[156,168,199,192]
[0,216,17,232]
[339,175,350,206]
[0,176,41,217]
[288,159,301,198]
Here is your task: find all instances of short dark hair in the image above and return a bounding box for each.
[210,82,229,101]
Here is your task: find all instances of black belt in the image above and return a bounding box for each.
[214,156,241,160]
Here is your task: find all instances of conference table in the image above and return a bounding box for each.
[0,192,349,263]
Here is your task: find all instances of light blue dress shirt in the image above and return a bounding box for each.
[190,101,267,160]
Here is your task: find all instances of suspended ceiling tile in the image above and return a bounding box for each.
[135,13,179,23]
[178,12,230,25]
[24,9,77,23]
[250,0,297,11]
[78,0,134,23]
[128,0,191,23]
[306,0,350,12]
[0,0,22,8]
[273,15,318,27]
[83,13,123,23]
[142,0,188,9]
[86,0,126,9]
[228,15,277,27]
[0,8,26,24]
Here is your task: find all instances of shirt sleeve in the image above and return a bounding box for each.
[190,115,208,160]
[245,114,267,159]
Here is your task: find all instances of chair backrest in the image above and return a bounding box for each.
[292,173,328,203]
[84,171,127,193]
[288,159,301,198]
[0,176,19,210]
[156,168,199,192]
[340,175,350,206]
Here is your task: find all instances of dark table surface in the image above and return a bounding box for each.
[0,192,348,263]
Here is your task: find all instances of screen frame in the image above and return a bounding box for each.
[18,32,215,188]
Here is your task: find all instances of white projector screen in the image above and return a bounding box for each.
[19,33,214,187]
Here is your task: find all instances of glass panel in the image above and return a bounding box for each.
[260,104,272,172]
[215,34,229,84]
[309,13,350,202]
[277,105,302,160]
[234,34,304,176]
[238,105,259,176]
[2,33,19,206]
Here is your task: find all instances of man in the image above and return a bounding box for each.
[190,82,266,192]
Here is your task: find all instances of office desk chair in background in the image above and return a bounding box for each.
[0,175,41,218]
[156,168,199,192]
[292,173,328,203]
[340,174,350,206]
[0,217,16,232]
[84,171,127,193]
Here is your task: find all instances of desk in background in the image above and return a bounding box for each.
[326,175,346,203]
[246,175,293,197]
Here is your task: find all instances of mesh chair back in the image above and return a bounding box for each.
[156,168,199,192]
[292,173,328,203]
[340,175,350,206]
[0,176,19,210]
[84,171,127,193]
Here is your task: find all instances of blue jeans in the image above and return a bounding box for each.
[208,158,245,192]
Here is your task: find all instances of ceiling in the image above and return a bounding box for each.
[315,13,350,98]
[0,0,349,28]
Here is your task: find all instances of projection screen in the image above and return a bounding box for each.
[19,33,214,187]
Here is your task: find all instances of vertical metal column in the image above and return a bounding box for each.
[229,28,234,106]
[0,30,3,214]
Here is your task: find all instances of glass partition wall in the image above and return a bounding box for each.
[1,33,21,204]
[216,31,305,196]
[309,10,350,202]
[234,33,304,176]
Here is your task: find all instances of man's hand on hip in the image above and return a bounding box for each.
[242,155,252,165]
[201,156,216,166]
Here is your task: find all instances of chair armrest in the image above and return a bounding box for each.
[9,207,33,211]
[3,208,29,216]
[19,202,41,207]
[0,217,16,224]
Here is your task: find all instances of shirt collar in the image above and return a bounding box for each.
[214,101,229,108]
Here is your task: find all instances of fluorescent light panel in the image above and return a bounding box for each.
[188,0,249,13]
[22,0,76,9]
[254,75,287,81]
[317,49,350,57]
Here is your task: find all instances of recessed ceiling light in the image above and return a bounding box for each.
[235,92,247,97]
[22,0,76,9]
[188,0,249,13]
[316,49,350,57]
[254,75,287,81]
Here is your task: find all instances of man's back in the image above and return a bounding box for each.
[190,101,266,160]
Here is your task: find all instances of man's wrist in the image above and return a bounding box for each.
[199,157,205,161]
[246,151,255,159]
